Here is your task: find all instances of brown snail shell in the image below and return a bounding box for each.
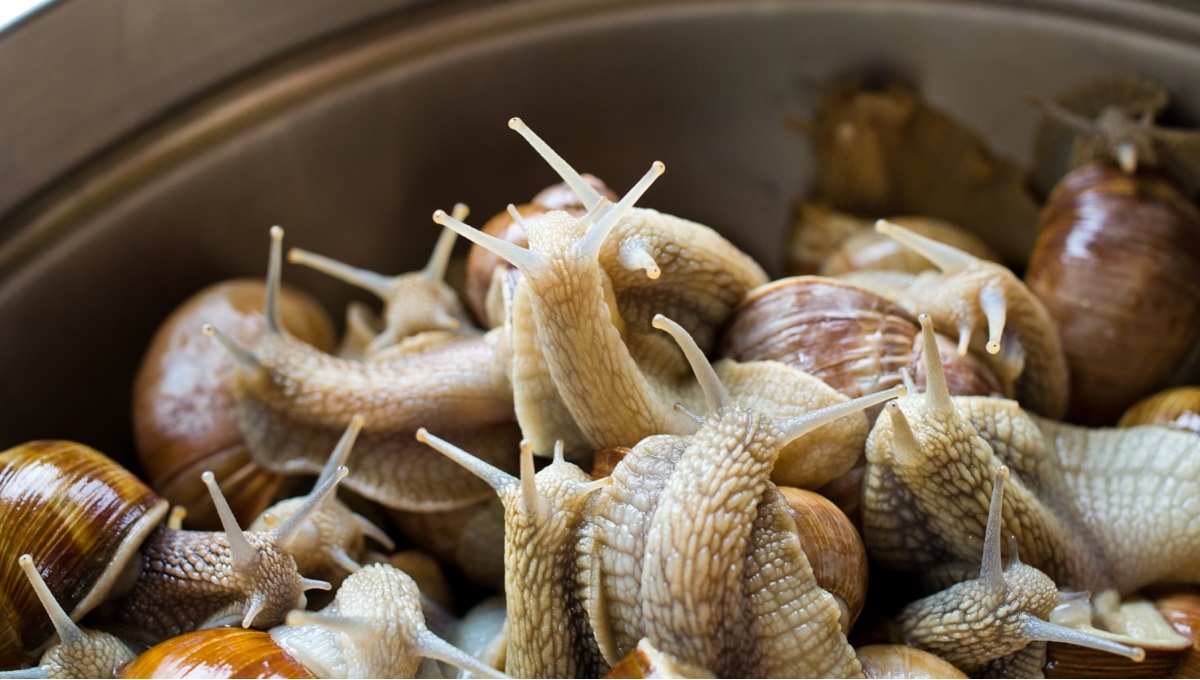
[117,628,315,679]
[1118,385,1200,435]
[133,278,336,529]
[719,276,1008,419]
[1025,162,1200,425]
[0,441,168,668]
[777,486,869,634]
[854,644,968,679]
[1152,586,1200,678]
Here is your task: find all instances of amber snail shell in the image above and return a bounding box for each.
[133,278,337,529]
[116,628,315,679]
[0,441,168,668]
[1118,385,1200,435]
[1025,162,1200,425]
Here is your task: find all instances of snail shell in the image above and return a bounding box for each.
[1118,386,1200,434]
[0,441,168,668]
[853,645,967,679]
[133,278,336,529]
[116,628,315,679]
[1025,162,1200,425]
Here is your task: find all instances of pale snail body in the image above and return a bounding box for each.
[287,204,475,359]
[577,315,904,678]
[210,227,521,513]
[864,315,1200,598]
[416,432,611,678]
[133,278,337,529]
[896,467,1144,675]
[119,564,506,679]
[437,118,767,457]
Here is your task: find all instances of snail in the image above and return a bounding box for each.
[415,431,612,678]
[600,638,711,679]
[575,314,905,677]
[118,564,507,679]
[286,203,476,359]
[204,225,521,513]
[464,176,618,328]
[862,313,1200,597]
[0,440,336,666]
[896,466,1144,675]
[133,277,337,529]
[870,220,1069,419]
[434,117,767,457]
[0,555,136,679]
[852,645,967,679]
[1024,79,1200,425]
[248,415,396,585]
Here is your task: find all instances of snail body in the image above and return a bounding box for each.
[436,119,767,457]
[416,432,611,678]
[896,467,1144,675]
[133,278,337,529]
[208,227,520,513]
[578,315,903,678]
[864,315,1200,598]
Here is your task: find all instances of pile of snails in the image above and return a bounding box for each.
[2,73,1200,679]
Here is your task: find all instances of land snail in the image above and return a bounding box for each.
[436,117,769,459]
[133,277,338,529]
[419,313,906,678]
[116,563,508,679]
[863,312,1200,617]
[201,225,521,514]
[1024,76,1200,425]
[1119,385,1200,435]
[895,466,1145,675]
[0,439,347,673]
[286,203,476,360]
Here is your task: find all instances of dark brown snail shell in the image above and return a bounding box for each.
[1025,162,1200,426]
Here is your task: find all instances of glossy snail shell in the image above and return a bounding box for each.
[854,644,968,679]
[133,279,336,529]
[1026,162,1200,425]
[719,277,1006,418]
[117,628,315,679]
[0,441,168,667]
[1118,385,1200,435]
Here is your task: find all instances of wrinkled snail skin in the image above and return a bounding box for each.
[897,467,1145,676]
[873,221,1070,419]
[862,316,1111,592]
[415,431,610,678]
[248,416,396,586]
[210,227,521,513]
[581,315,903,678]
[438,118,767,457]
[1033,416,1200,593]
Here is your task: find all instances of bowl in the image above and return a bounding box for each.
[1,0,1199,464]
